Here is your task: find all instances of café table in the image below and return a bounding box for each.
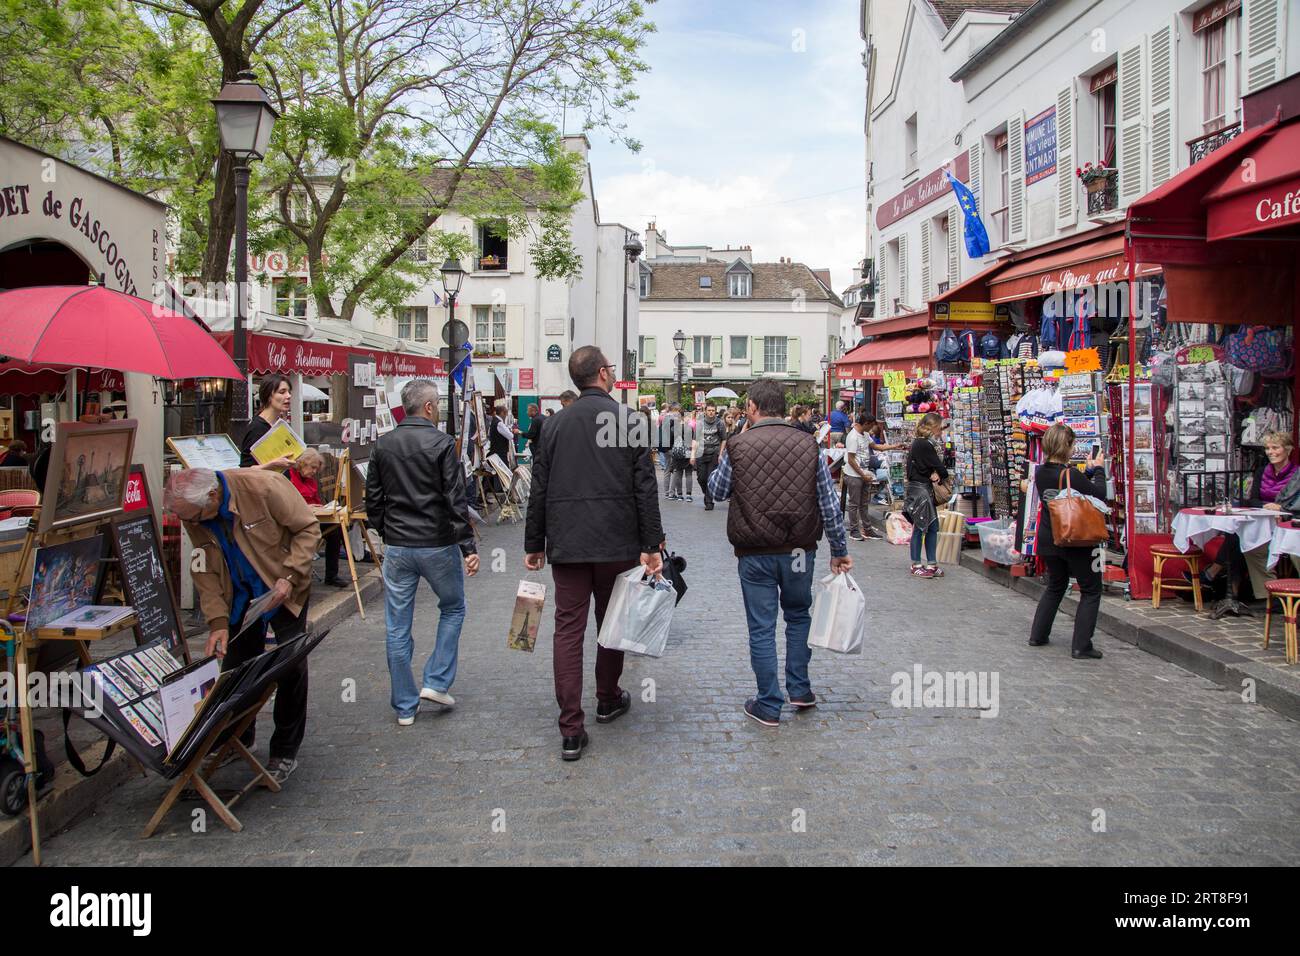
[1172,507,1288,618]
[1267,520,1300,571]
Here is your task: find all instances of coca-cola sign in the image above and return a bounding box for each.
[123,465,149,512]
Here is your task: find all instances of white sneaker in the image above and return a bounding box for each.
[420,688,455,707]
[397,714,416,726]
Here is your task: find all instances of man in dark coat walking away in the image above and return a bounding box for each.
[525,346,664,761]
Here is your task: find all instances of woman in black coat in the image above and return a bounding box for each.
[904,413,949,578]
[1028,422,1108,659]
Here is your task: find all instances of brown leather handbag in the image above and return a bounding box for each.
[1046,467,1109,547]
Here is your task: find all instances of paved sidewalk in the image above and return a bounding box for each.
[18,494,1300,866]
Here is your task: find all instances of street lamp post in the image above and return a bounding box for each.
[672,328,686,406]
[212,70,278,433]
[440,258,466,439]
[621,235,643,406]
[820,354,831,417]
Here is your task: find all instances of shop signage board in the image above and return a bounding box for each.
[519,368,534,389]
[876,152,970,230]
[935,301,997,324]
[1024,106,1057,185]
[547,344,563,362]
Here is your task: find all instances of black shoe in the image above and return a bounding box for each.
[849,531,865,541]
[788,693,817,709]
[864,528,885,540]
[1071,647,1103,660]
[561,732,589,761]
[322,578,349,588]
[743,699,780,727]
[1028,637,1049,646]
[596,690,631,724]
[704,501,714,511]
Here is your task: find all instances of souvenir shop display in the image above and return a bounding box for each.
[982,361,1042,522]
[947,375,987,496]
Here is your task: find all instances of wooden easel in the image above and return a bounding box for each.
[4,508,139,866]
[313,450,382,618]
[140,682,279,838]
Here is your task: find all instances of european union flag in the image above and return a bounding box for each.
[451,342,473,389]
[945,170,991,259]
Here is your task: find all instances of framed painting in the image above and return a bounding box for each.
[38,420,138,534]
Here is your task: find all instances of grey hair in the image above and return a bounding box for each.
[295,447,323,468]
[401,378,439,418]
[164,468,219,510]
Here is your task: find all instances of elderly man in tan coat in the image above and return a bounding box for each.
[164,466,321,784]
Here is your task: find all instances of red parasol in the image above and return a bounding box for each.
[0,285,243,380]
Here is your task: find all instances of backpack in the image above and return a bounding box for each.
[1039,300,1061,351]
[979,330,1003,359]
[671,420,692,461]
[935,329,962,363]
[957,329,979,360]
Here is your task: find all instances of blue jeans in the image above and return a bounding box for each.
[737,551,816,720]
[383,545,466,718]
[910,519,937,563]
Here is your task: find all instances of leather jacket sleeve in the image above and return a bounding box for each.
[365,445,385,537]
[441,440,476,556]
[524,427,549,554]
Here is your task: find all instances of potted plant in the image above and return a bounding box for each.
[1075,162,1114,194]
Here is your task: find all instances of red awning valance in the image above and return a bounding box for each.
[833,333,931,379]
[988,232,1161,302]
[215,332,444,378]
[0,363,124,397]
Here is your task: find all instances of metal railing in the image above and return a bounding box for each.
[1188,122,1242,166]
[1084,169,1119,215]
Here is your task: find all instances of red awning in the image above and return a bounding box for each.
[988,232,1161,302]
[855,311,929,336]
[214,332,444,378]
[833,333,931,379]
[0,362,124,397]
[1128,117,1282,262]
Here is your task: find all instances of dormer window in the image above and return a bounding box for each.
[728,273,751,297]
[639,266,652,297]
[699,276,712,289]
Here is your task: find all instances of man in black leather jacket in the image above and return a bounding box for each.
[365,379,479,726]
[525,346,663,761]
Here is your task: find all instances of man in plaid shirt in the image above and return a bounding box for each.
[709,378,852,727]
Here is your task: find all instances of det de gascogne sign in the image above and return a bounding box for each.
[0,137,165,298]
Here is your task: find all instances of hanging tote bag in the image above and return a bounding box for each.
[808,574,867,655]
[1046,468,1109,547]
[1225,325,1286,374]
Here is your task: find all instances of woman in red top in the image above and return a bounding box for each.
[288,448,346,587]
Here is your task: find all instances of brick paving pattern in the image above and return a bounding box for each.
[22,488,1300,866]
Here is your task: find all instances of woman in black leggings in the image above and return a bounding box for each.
[1028,423,1108,659]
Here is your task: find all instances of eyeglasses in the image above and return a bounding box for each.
[602,364,617,373]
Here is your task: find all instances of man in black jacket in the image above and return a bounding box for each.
[524,346,664,761]
[366,379,479,726]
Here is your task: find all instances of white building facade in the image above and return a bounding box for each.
[869,0,1295,321]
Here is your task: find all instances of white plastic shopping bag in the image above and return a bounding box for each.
[597,566,676,658]
[808,573,866,655]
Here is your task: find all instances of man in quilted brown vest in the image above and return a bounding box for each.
[708,378,852,726]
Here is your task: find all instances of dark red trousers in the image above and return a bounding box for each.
[551,560,636,736]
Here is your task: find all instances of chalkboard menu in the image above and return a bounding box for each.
[111,512,186,658]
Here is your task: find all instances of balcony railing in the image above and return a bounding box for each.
[1187,122,1242,166]
[1084,169,1119,216]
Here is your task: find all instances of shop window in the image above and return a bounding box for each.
[473,305,506,355]
[273,276,308,318]
[476,221,508,270]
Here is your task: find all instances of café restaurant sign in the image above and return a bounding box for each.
[0,137,165,298]
[876,152,970,230]
[236,332,443,378]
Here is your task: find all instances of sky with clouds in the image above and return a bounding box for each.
[585,0,866,292]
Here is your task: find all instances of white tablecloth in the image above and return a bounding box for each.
[1267,523,1300,570]
[1172,508,1284,555]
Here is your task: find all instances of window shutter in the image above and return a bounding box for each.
[505,304,525,358]
[1006,112,1027,242]
[967,141,983,202]
[876,242,888,317]
[507,233,524,274]
[1148,21,1177,189]
[897,233,909,308]
[947,206,960,281]
[786,336,801,375]
[752,336,765,373]
[1056,85,1077,227]
[919,220,932,302]
[643,336,657,366]
[711,336,723,367]
[1244,0,1287,94]
[1117,37,1148,204]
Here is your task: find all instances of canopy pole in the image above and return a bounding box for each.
[65,369,78,423]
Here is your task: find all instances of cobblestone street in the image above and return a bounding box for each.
[28,493,1300,866]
